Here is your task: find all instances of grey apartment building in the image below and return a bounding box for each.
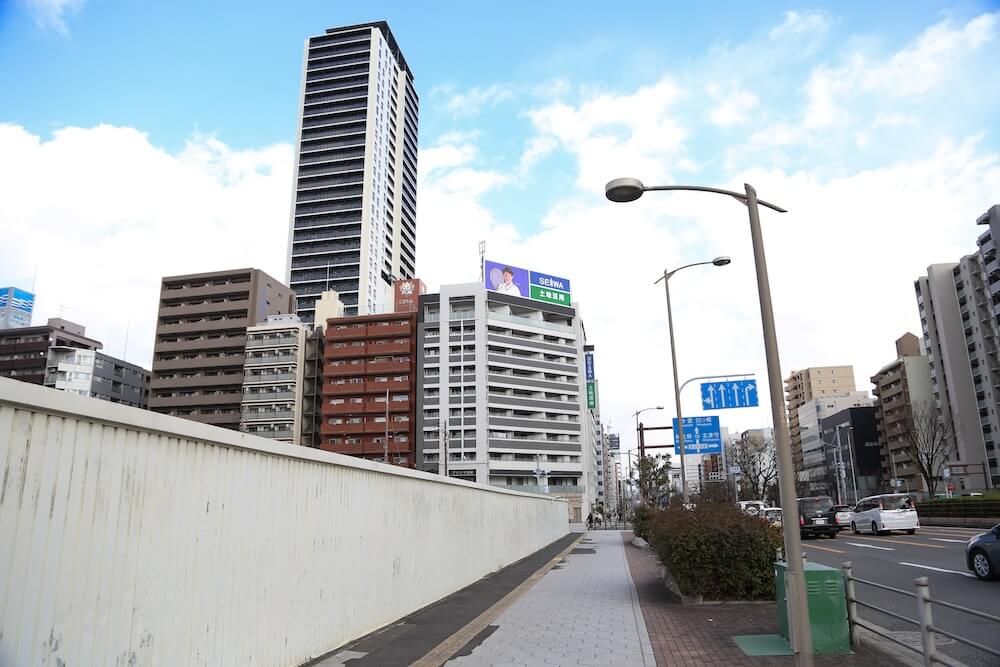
[286,21,418,321]
[149,268,295,431]
[414,283,599,522]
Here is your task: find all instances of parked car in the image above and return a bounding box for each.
[966,523,1000,581]
[797,496,839,539]
[833,504,854,531]
[763,507,783,527]
[737,500,767,516]
[850,494,919,535]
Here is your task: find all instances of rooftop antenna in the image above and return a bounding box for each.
[56,303,69,318]
[123,318,131,360]
[479,240,486,282]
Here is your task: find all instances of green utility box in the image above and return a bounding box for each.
[775,561,850,654]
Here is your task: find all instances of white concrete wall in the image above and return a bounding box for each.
[0,378,567,667]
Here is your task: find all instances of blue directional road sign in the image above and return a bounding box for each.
[700,379,758,410]
[672,416,722,455]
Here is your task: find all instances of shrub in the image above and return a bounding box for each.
[649,503,782,600]
[632,505,653,541]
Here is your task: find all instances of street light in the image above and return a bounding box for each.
[605,178,813,664]
[653,260,731,506]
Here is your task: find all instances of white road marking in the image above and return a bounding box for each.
[930,538,969,544]
[898,562,975,578]
[847,542,894,551]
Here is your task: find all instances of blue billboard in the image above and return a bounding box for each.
[0,287,35,329]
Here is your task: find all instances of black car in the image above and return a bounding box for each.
[797,496,839,539]
[966,523,1000,581]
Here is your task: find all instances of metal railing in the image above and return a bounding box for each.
[842,561,1000,666]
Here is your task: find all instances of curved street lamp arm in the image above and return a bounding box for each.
[654,260,717,283]
[678,373,756,394]
[642,184,787,214]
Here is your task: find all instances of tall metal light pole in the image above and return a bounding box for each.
[654,257,731,503]
[605,178,813,664]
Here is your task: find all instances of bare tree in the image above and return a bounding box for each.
[732,433,778,501]
[899,400,954,496]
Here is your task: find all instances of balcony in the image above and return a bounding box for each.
[243,372,297,384]
[242,391,295,402]
[154,336,246,354]
[324,362,366,377]
[154,356,245,371]
[367,359,410,374]
[155,318,249,336]
[321,421,365,435]
[150,374,243,390]
[326,325,367,341]
[241,410,294,421]
[367,340,410,355]
[245,354,298,366]
[325,344,367,359]
[365,378,409,393]
[319,441,412,457]
[369,321,411,337]
[246,336,299,349]
[159,299,249,317]
[324,382,365,395]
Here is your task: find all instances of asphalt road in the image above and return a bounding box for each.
[798,524,1000,666]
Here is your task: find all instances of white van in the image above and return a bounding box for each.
[737,500,767,516]
[851,494,919,535]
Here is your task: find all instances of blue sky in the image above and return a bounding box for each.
[2,0,1000,446]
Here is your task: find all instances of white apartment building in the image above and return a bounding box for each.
[239,315,309,444]
[415,282,599,522]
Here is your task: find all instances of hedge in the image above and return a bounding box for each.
[648,503,782,601]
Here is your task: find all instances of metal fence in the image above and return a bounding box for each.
[841,561,1000,666]
[915,501,1000,519]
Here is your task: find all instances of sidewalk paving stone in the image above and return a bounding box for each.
[620,531,906,666]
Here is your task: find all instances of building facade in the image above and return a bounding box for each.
[239,314,310,445]
[0,287,34,329]
[149,268,295,431]
[871,333,934,494]
[414,282,596,522]
[286,21,418,322]
[320,310,417,465]
[784,366,857,476]
[0,318,101,386]
[916,260,997,491]
[818,407,881,504]
[798,391,872,493]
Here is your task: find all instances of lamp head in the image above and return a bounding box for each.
[605,177,645,203]
[655,405,664,410]
[712,256,732,267]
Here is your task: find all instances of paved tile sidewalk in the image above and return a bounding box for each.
[621,532,904,667]
[446,531,656,666]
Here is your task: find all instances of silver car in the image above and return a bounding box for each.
[966,523,1000,581]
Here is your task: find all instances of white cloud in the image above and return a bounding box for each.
[0,123,293,368]
[19,0,85,35]
[804,13,999,128]
[525,78,688,192]
[430,83,515,118]
[706,84,759,127]
[769,11,830,40]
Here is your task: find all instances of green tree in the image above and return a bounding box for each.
[630,453,672,507]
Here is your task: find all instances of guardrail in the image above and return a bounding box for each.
[842,561,1000,666]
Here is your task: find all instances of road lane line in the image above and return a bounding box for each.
[929,538,969,544]
[899,562,976,579]
[849,535,945,549]
[803,543,845,554]
[847,542,894,551]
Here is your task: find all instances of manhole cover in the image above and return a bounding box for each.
[887,630,954,648]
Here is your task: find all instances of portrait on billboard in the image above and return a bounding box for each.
[485,261,529,298]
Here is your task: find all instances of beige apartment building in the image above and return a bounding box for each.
[784,366,856,476]
[870,333,933,494]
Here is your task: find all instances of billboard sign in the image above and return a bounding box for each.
[485,260,571,306]
[0,287,34,329]
[672,416,722,455]
[584,350,596,409]
[586,382,597,410]
[585,352,595,381]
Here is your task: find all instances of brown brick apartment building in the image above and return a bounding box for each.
[320,312,417,465]
[149,268,294,430]
[0,318,101,385]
